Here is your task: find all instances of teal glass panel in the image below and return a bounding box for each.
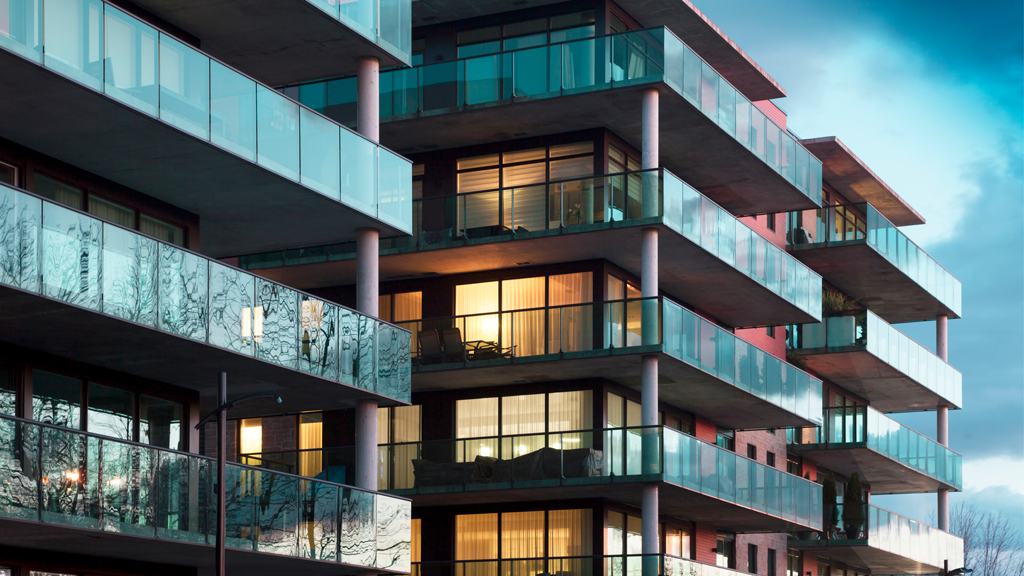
[103,6,158,116]
[255,279,299,369]
[513,46,554,98]
[41,201,101,309]
[764,120,780,170]
[379,0,411,61]
[254,470,299,555]
[158,243,208,341]
[40,424,96,528]
[43,0,103,90]
[0,184,41,291]
[749,106,766,161]
[102,223,157,325]
[680,44,700,105]
[463,53,504,104]
[378,149,412,232]
[256,85,300,181]
[341,488,376,566]
[735,96,751,149]
[299,108,341,200]
[356,314,378,392]
[794,145,809,193]
[299,479,339,560]
[717,81,736,137]
[0,0,43,62]
[340,128,377,216]
[716,207,735,266]
[662,30,683,93]
[307,0,339,19]
[210,61,257,161]
[338,308,360,386]
[377,322,411,402]
[208,261,255,356]
[780,131,796,183]
[159,34,209,139]
[339,0,376,41]
[680,182,700,241]
[299,296,340,380]
[699,61,718,118]
[662,172,683,233]
[375,495,411,571]
[223,463,256,550]
[563,37,597,90]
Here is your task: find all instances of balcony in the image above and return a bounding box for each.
[242,169,822,328]
[411,555,770,576]
[247,426,824,533]
[400,297,822,429]
[793,504,964,575]
[788,407,962,494]
[0,414,412,574]
[107,0,412,85]
[290,28,823,216]
[786,203,961,323]
[0,0,412,257]
[788,310,961,411]
[0,182,410,414]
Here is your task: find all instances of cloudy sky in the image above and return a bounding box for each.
[697,0,1024,531]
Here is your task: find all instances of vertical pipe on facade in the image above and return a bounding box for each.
[641,88,660,576]
[936,314,949,531]
[356,56,381,493]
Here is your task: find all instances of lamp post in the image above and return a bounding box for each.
[194,372,282,576]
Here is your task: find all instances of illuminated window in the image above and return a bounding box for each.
[239,418,263,455]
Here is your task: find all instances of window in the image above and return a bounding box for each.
[299,412,323,478]
[140,395,184,450]
[456,12,595,57]
[377,405,422,489]
[87,382,134,441]
[88,194,135,227]
[455,142,595,234]
[748,544,758,573]
[456,509,593,576]
[608,146,642,220]
[766,213,776,232]
[715,533,735,569]
[239,418,263,456]
[766,325,775,338]
[140,214,185,246]
[607,510,643,574]
[32,370,82,429]
[605,274,643,347]
[381,291,423,355]
[767,451,776,467]
[412,518,421,563]
[454,272,593,357]
[0,364,14,417]
[0,160,18,186]
[787,550,801,576]
[767,548,777,576]
[664,526,691,559]
[716,428,735,451]
[35,174,84,209]
[787,453,802,476]
[747,445,757,460]
[455,391,592,461]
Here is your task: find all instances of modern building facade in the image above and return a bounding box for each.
[0,2,964,576]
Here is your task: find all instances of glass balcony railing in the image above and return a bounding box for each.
[788,310,962,408]
[240,169,823,319]
[304,0,411,64]
[790,406,962,490]
[246,426,823,530]
[410,555,761,576]
[291,28,823,207]
[803,503,963,570]
[786,202,961,317]
[390,297,821,424]
[0,182,411,402]
[0,413,412,570]
[0,0,412,233]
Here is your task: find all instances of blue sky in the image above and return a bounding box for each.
[696,0,1024,530]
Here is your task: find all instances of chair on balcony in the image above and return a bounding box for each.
[418,329,444,365]
[440,328,467,362]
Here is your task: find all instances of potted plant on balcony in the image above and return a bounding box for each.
[822,472,839,540]
[843,472,865,539]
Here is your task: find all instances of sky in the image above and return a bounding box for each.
[696,0,1024,532]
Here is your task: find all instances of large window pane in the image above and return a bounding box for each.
[32,369,81,428]
[455,513,498,561]
[87,382,133,440]
[139,395,183,450]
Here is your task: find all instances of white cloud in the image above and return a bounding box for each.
[962,455,1024,495]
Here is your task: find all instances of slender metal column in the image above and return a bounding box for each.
[216,372,227,576]
[640,87,660,576]
[936,314,949,531]
[357,57,380,142]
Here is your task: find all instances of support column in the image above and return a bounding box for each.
[355,399,378,490]
[936,314,949,531]
[640,87,660,576]
[357,57,380,142]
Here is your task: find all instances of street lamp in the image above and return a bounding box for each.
[194,372,282,576]
[942,559,974,576]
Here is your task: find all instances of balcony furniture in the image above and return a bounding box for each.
[418,329,445,364]
[411,447,604,487]
[441,328,467,362]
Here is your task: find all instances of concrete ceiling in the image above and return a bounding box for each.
[0,51,407,259]
[251,222,821,329]
[410,0,786,101]
[789,244,959,324]
[411,348,819,430]
[788,444,959,494]
[125,0,407,85]
[793,541,946,575]
[800,350,958,412]
[0,285,407,417]
[802,137,925,227]
[380,85,817,217]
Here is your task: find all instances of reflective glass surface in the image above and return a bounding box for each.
[0,413,411,569]
[0,181,410,402]
[0,0,412,234]
[788,310,962,408]
[296,28,822,206]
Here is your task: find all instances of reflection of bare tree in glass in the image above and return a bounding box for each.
[159,246,208,341]
[299,480,339,561]
[104,231,158,326]
[0,190,40,291]
[357,316,377,392]
[209,264,254,354]
[0,420,40,517]
[375,497,411,571]
[41,209,101,309]
[300,298,338,378]
[255,471,300,554]
[341,489,376,567]
[256,280,298,368]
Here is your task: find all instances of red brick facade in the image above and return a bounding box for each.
[753,100,787,131]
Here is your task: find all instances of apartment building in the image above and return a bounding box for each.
[0,0,415,574]
[0,1,964,576]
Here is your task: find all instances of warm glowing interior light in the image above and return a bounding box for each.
[480,315,500,342]
[241,308,251,343]
[479,445,491,457]
[517,444,528,454]
[65,470,80,482]
[563,438,580,443]
[108,476,122,487]
[253,306,264,343]
[551,442,561,449]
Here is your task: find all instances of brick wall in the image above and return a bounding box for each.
[753,100,787,131]
[802,551,818,576]
[261,415,297,453]
[202,421,238,462]
[735,429,787,468]
[694,417,718,444]
[693,523,718,565]
[736,533,787,575]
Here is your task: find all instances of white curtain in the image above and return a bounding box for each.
[549,391,593,450]
[502,277,545,357]
[88,196,135,227]
[456,398,499,462]
[502,510,544,558]
[457,281,500,345]
[548,272,593,353]
[549,509,592,576]
[393,292,422,355]
[391,405,421,489]
[502,394,546,457]
[457,513,499,576]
